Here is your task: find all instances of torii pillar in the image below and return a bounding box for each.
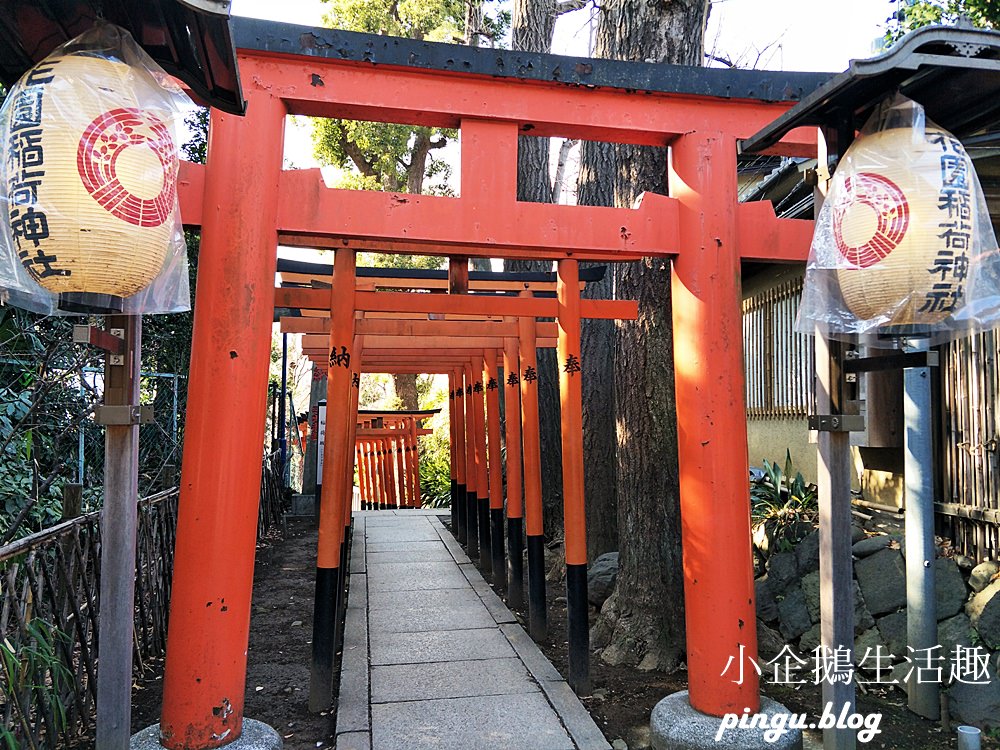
[669,132,758,715]
[156,93,285,748]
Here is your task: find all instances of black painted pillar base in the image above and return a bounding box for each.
[490,508,505,591]
[566,563,591,695]
[466,492,479,558]
[450,479,458,533]
[478,497,492,575]
[526,534,547,642]
[335,539,348,655]
[455,483,467,544]
[507,517,524,610]
[308,565,338,711]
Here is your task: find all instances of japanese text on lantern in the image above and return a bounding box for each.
[7,65,62,282]
[920,133,971,315]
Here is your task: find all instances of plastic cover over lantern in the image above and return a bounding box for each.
[797,94,1000,346]
[0,22,192,315]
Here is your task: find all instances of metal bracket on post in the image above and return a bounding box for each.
[94,405,154,426]
[72,324,125,355]
[843,350,939,374]
[808,414,866,432]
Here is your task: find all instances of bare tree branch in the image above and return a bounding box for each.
[705,52,734,67]
[556,0,589,17]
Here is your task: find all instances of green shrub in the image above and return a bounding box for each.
[0,617,73,749]
[750,450,818,556]
[419,428,451,508]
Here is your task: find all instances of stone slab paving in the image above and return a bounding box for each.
[335,510,611,750]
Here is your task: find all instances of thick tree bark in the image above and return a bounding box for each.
[577,141,620,562]
[392,373,419,410]
[507,0,564,541]
[585,0,709,672]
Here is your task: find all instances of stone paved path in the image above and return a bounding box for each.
[335,511,611,750]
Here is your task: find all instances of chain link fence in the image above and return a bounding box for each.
[73,368,186,506]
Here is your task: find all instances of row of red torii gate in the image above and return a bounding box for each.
[151,24,823,750]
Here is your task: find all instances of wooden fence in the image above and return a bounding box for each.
[742,278,816,419]
[0,453,287,748]
[0,489,177,748]
[939,331,1000,562]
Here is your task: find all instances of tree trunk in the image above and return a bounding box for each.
[507,0,564,541]
[585,0,709,672]
[465,0,484,46]
[577,142,620,562]
[407,131,431,194]
[392,373,419,410]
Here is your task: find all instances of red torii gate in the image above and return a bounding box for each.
[354,410,436,510]
[161,26,818,749]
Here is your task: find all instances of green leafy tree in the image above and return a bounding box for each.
[313,0,509,407]
[312,0,466,198]
[887,0,1000,41]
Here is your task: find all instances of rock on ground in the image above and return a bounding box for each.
[795,530,820,575]
[777,585,811,641]
[851,535,893,558]
[969,561,1000,594]
[766,552,799,593]
[938,613,973,657]
[876,611,907,657]
[935,557,967,620]
[967,580,1000,650]
[854,548,906,616]
[588,552,619,609]
[755,575,780,623]
[949,677,1000,730]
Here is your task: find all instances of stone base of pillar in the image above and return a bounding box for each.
[131,719,283,750]
[651,691,802,750]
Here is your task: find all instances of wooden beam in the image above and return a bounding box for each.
[274,233,651,262]
[237,54,818,151]
[279,269,585,293]
[275,288,638,320]
[302,334,557,350]
[736,202,813,263]
[281,317,559,338]
[274,172,678,259]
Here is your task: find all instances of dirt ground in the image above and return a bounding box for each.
[131,518,336,749]
[127,517,1000,750]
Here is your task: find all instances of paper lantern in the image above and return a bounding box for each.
[832,125,974,327]
[4,53,179,314]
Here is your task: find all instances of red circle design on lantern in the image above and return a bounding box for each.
[832,172,910,269]
[76,108,177,228]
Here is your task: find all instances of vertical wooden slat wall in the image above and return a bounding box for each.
[940,329,1000,562]
[742,278,814,420]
